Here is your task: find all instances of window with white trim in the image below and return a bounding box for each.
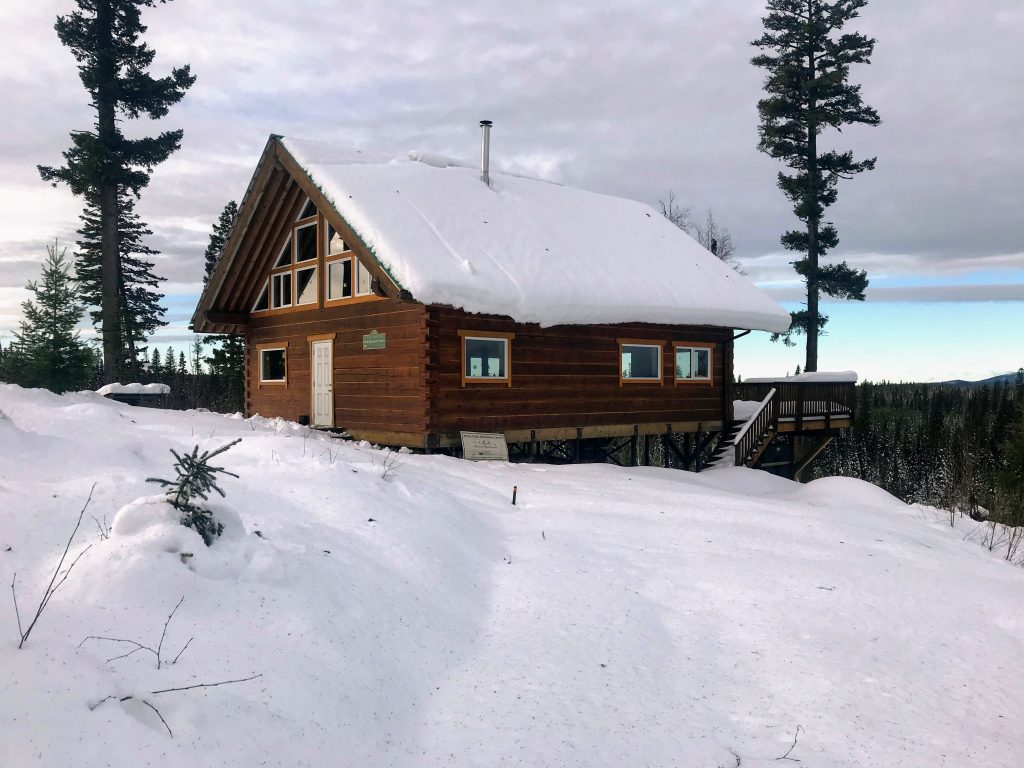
[675,345,712,382]
[327,258,352,300]
[271,272,292,309]
[620,343,662,381]
[259,347,287,383]
[252,280,269,312]
[464,336,509,381]
[355,260,373,296]
[295,266,317,305]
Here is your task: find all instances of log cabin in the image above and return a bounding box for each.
[192,125,792,460]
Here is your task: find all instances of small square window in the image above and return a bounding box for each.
[327,259,352,300]
[675,346,712,382]
[464,336,509,381]
[620,344,662,381]
[355,260,373,296]
[272,272,292,309]
[259,348,287,382]
[296,266,317,305]
[294,222,317,263]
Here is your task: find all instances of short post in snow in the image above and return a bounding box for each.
[512,486,518,505]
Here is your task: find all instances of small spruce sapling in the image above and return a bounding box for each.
[147,439,241,545]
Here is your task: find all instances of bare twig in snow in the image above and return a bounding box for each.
[156,597,185,669]
[141,699,173,737]
[150,673,262,695]
[13,484,95,648]
[80,595,188,669]
[776,724,803,761]
[171,636,193,665]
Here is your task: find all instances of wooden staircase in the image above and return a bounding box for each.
[705,388,778,470]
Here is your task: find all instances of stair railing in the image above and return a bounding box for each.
[733,388,778,467]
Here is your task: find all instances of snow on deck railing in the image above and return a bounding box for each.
[743,370,858,384]
[96,383,171,396]
[732,388,777,450]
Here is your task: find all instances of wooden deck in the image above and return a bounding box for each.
[720,380,856,477]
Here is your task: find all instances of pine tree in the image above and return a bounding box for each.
[149,346,162,379]
[76,191,167,374]
[752,0,880,371]
[177,351,187,376]
[204,200,238,285]
[12,244,94,393]
[164,346,176,380]
[201,201,246,413]
[37,0,194,383]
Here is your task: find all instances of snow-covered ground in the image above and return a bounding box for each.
[1,384,1021,768]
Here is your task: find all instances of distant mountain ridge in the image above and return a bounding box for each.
[941,371,1022,387]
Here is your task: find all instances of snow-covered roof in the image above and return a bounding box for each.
[281,137,791,332]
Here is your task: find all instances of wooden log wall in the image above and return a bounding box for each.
[247,299,429,440]
[427,307,732,439]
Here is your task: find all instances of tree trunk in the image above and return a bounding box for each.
[96,0,122,383]
[805,0,819,373]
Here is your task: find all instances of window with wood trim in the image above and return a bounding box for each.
[459,331,514,386]
[325,228,376,306]
[259,346,287,383]
[252,280,269,312]
[619,341,664,383]
[295,266,317,306]
[254,202,321,314]
[674,343,713,383]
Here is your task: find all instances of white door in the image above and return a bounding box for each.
[311,339,333,427]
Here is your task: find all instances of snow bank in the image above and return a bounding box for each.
[96,383,171,396]
[282,137,792,332]
[745,370,859,384]
[2,383,1023,768]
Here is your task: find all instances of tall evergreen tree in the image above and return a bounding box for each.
[77,191,167,375]
[202,201,245,412]
[204,200,237,285]
[38,0,194,383]
[12,244,94,393]
[149,345,162,378]
[751,0,880,371]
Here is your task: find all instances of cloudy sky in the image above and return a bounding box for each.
[1,0,1021,381]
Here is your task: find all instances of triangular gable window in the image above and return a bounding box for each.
[252,279,269,312]
[325,223,350,256]
[298,198,317,220]
[273,240,291,269]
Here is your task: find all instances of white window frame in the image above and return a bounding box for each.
[674,344,713,383]
[619,342,664,383]
[326,257,353,301]
[461,332,513,385]
[293,220,318,264]
[258,346,287,384]
[295,265,318,306]
[355,259,373,296]
[271,271,293,309]
[273,239,291,269]
[251,279,270,313]
[298,198,316,220]
[325,223,351,256]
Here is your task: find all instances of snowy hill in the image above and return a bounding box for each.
[1,384,1022,768]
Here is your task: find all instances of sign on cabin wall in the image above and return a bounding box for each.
[460,431,509,461]
[362,330,386,350]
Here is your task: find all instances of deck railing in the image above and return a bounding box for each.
[735,381,855,431]
[733,388,777,467]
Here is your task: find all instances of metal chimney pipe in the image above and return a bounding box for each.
[479,120,492,185]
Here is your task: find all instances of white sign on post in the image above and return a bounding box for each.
[460,431,509,461]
